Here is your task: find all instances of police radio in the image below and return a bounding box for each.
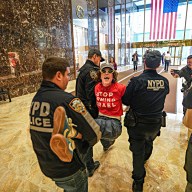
[161,111,167,127]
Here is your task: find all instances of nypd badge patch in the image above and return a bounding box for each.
[69,98,87,115]
[90,70,97,80]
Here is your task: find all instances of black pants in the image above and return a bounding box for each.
[133,61,138,71]
[85,106,98,169]
[95,116,122,149]
[85,147,94,169]
[127,122,161,184]
[164,60,170,71]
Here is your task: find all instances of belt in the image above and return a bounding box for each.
[30,125,53,133]
[99,112,121,120]
[137,117,161,124]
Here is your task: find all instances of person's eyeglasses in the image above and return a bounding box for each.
[100,68,114,74]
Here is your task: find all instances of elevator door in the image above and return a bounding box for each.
[169,46,182,66]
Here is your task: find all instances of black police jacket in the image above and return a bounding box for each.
[29,80,101,178]
[179,65,192,83]
[183,87,192,109]
[122,70,169,118]
[76,59,100,118]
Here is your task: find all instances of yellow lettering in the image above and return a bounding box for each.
[160,80,164,86]
[43,118,51,127]
[148,80,153,87]
[147,79,165,90]
[155,80,160,87]
[32,102,40,115]
[40,102,50,117]
[35,117,42,126]
[30,116,35,124]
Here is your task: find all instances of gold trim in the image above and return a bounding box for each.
[30,125,53,133]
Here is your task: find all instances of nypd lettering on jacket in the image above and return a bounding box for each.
[30,101,51,127]
[147,80,165,91]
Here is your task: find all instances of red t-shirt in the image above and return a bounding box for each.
[95,82,126,117]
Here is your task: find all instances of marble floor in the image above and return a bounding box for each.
[0,70,189,192]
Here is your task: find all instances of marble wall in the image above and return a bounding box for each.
[0,0,74,98]
[0,72,42,98]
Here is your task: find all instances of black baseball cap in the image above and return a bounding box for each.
[88,48,104,61]
[145,50,161,69]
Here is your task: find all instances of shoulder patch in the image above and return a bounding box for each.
[69,98,87,115]
[90,70,97,80]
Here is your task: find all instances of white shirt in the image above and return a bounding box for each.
[164,53,171,61]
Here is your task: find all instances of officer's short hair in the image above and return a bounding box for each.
[88,49,102,59]
[187,55,192,59]
[145,50,161,69]
[42,57,70,80]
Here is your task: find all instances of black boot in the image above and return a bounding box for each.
[86,160,100,177]
[132,181,143,192]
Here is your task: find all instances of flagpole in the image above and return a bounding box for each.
[180,0,189,65]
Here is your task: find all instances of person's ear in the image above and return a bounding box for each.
[56,71,63,80]
[144,62,146,69]
[93,54,97,59]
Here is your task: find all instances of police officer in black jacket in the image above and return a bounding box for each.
[170,55,192,90]
[76,48,104,177]
[122,50,169,192]
[183,84,192,192]
[171,55,192,114]
[29,57,101,192]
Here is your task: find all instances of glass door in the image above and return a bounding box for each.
[169,46,182,66]
[73,25,88,74]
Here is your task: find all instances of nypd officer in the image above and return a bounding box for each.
[170,55,192,90]
[29,57,101,192]
[76,48,104,177]
[170,55,192,114]
[122,50,169,192]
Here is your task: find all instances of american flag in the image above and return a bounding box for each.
[150,0,179,40]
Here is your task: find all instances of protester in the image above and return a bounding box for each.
[122,50,169,192]
[29,57,101,192]
[76,48,103,176]
[95,62,126,151]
